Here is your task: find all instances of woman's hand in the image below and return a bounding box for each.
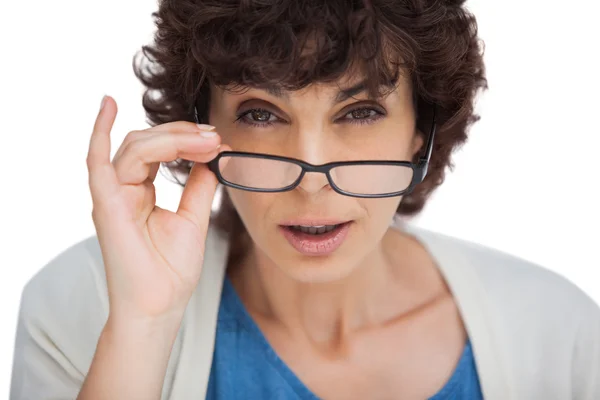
[78,95,230,400]
[87,95,229,326]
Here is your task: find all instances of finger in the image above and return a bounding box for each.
[112,123,215,163]
[176,145,232,232]
[87,95,120,203]
[112,130,161,166]
[113,131,221,185]
[144,122,215,134]
[147,146,222,182]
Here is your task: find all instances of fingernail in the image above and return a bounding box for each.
[197,124,215,131]
[99,95,107,112]
[200,130,217,138]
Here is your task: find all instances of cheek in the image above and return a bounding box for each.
[226,188,254,218]
[354,196,402,239]
[225,188,275,232]
[361,196,402,221]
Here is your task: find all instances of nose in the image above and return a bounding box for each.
[292,147,334,196]
[296,168,331,195]
[286,121,335,195]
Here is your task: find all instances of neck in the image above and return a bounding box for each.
[228,224,438,348]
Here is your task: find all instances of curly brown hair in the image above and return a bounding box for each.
[133,0,487,259]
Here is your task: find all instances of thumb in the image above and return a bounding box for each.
[176,145,231,232]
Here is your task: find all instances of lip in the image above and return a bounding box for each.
[278,221,352,256]
[279,218,351,227]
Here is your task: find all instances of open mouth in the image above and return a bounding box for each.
[278,221,353,255]
[287,224,344,235]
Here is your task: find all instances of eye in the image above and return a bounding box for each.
[340,107,385,125]
[236,108,280,127]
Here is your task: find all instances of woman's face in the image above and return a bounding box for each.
[208,73,424,283]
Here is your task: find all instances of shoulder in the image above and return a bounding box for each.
[459,233,596,317]
[20,234,109,322]
[406,223,599,342]
[17,235,109,357]
[411,224,598,321]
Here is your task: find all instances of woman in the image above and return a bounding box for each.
[10,0,599,399]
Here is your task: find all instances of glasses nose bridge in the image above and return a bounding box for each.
[295,161,333,192]
[299,160,331,174]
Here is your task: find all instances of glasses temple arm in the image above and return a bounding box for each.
[194,105,200,124]
[415,104,437,180]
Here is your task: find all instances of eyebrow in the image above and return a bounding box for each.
[260,78,398,104]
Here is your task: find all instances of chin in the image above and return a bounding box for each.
[272,249,362,284]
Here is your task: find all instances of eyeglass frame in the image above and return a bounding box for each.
[194,104,437,199]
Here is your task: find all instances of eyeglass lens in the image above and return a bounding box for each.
[218,155,414,195]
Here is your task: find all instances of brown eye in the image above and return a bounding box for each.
[349,108,377,119]
[249,109,272,121]
[236,108,280,127]
[339,106,385,126]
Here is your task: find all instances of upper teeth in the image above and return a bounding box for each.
[292,224,339,234]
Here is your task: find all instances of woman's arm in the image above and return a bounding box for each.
[77,317,181,400]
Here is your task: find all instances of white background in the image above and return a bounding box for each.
[1,0,599,396]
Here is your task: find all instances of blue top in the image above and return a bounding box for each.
[207,278,484,399]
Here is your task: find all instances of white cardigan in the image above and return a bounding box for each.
[9,219,600,400]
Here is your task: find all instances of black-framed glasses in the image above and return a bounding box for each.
[194,105,437,198]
